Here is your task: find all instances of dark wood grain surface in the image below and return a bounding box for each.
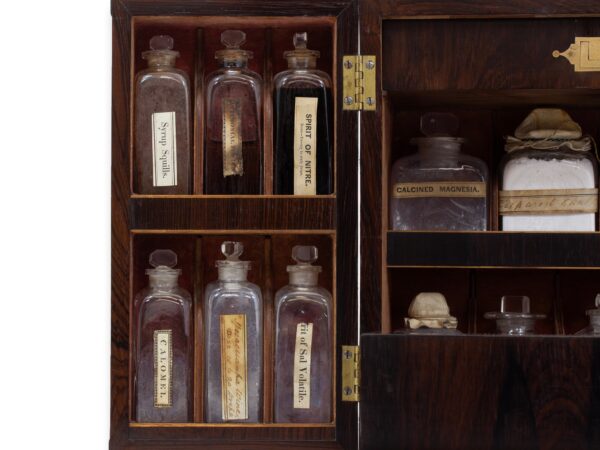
[360,334,600,450]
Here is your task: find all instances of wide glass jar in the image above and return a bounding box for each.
[389,113,488,231]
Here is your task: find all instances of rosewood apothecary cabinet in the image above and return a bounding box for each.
[111,1,600,448]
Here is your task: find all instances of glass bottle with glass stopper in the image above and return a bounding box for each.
[204,30,262,195]
[133,249,192,422]
[576,294,600,335]
[274,32,334,195]
[134,35,191,194]
[204,241,263,422]
[274,245,332,423]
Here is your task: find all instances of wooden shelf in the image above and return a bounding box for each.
[387,232,600,268]
[130,196,336,230]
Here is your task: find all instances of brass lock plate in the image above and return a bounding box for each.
[553,37,600,72]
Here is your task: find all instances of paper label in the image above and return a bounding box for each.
[499,188,599,215]
[392,182,486,198]
[293,322,314,409]
[220,314,248,420]
[222,98,243,177]
[153,330,172,408]
[151,112,177,187]
[293,97,318,195]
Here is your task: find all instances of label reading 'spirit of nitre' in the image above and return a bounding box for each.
[220,314,248,421]
[293,97,318,195]
[151,112,177,187]
[293,322,314,409]
[499,188,599,215]
[222,98,243,177]
[153,330,173,408]
[392,182,486,198]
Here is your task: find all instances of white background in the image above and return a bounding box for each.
[1,0,111,448]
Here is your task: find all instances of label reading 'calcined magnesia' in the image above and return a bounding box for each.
[222,98,243,177]
[392,182,486,198]
[293,97,318,195]
[153,330,173,408]
[293,322,314,409]
[220,314,248,420]
[151,111,178,187]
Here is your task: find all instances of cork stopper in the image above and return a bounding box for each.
[142,35,179,68]
[215,30,253,66]
[284,32,320,69]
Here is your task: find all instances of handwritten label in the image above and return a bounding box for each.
[220,314,248,420]
[222,98,243,177]
[499,188,599,215]
[392,182,486,198]
[293,97,318,195]
[153,330,172,408]
[293,322,314,409]
[151,112,177,187]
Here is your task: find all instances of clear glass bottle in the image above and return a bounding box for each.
[135,35,191,194]
[484,296,546,336]
[575,294,600,335]
[204,30,262,195]
[274,32,333,195]
[133,250,192,422]
[274,246,332,423]
[204,241,263,422]
[389,113,488,231]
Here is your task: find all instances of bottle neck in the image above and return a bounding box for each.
[287,56,317,70]
[416,139,462,156]
[218,267,248,282]
[289,271,318,287]
[220,58,248,69]
[145,54,177,70]
[149,274,179,289]
[590,314,600,331]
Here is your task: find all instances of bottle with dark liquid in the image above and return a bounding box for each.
[274,246,332,423]
[204,30,262,194]
[134,35,191,194]
[134,250,192,422]
[274,32,333,195]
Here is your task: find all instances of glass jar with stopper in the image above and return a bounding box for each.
[575,294,600,336]
[204,30,262,195]
[273,32,334,195]
[133,249,192,422]
[204,241,263,423]
[484,296,546,336]
[134,35,192,194]
[274,245,332,423]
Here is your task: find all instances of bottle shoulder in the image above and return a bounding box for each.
[205,280,262,298]
[275,285,332,305]
[391,151,489,178]
[135,286,192,307]
[136,67,190,87]
[273,69,332,89]
[206,68,262,88]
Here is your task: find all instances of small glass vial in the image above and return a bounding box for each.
[389,113,488,231]
[575,294,600,336]
[274,32,334,195]
[135,36,191,194]
[204,242,263,422]
[274,246,332,423]
[204,30,262,195]
[133,250,192,422]
[484,296,546,336]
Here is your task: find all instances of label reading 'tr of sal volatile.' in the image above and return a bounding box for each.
[293,97,318,195]
[293,322,314,409]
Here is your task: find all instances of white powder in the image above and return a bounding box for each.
[502,157,597,231]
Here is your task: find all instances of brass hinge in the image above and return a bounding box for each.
[553,37,600,72]
[342,55,376,111]
[341,345,360,402]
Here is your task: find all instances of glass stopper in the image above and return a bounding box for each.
[292,245,318,264]
[420,112,459,137]
[149,249,177,268]
[221,30,246,49]
[221,241,244,260]
[293,32,308,50]
[500,295,530,313]
[149,35,174,51]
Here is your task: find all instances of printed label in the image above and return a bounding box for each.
[222,98,243,177]
[293,97,318,195]
[293,322,314,409]
[151,112,177,187]
[153,330,173,408]
[220,314,248,420]
[499,188,599,215]
[392,182,486,198]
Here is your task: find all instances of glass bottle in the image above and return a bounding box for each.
[133,250,192,422]
[204,30,262,195]
[204,241,263,422]
[274,32,334,195]
[134,35,191,194]
[274,246,332,423]
[575,294,600,335]
[389,113,488,231]
[484,296,546,336]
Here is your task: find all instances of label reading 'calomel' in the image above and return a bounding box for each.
[151,111,178,187]
[293,97,318,195]
[153,329,173,408]
[293,322,314,409]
